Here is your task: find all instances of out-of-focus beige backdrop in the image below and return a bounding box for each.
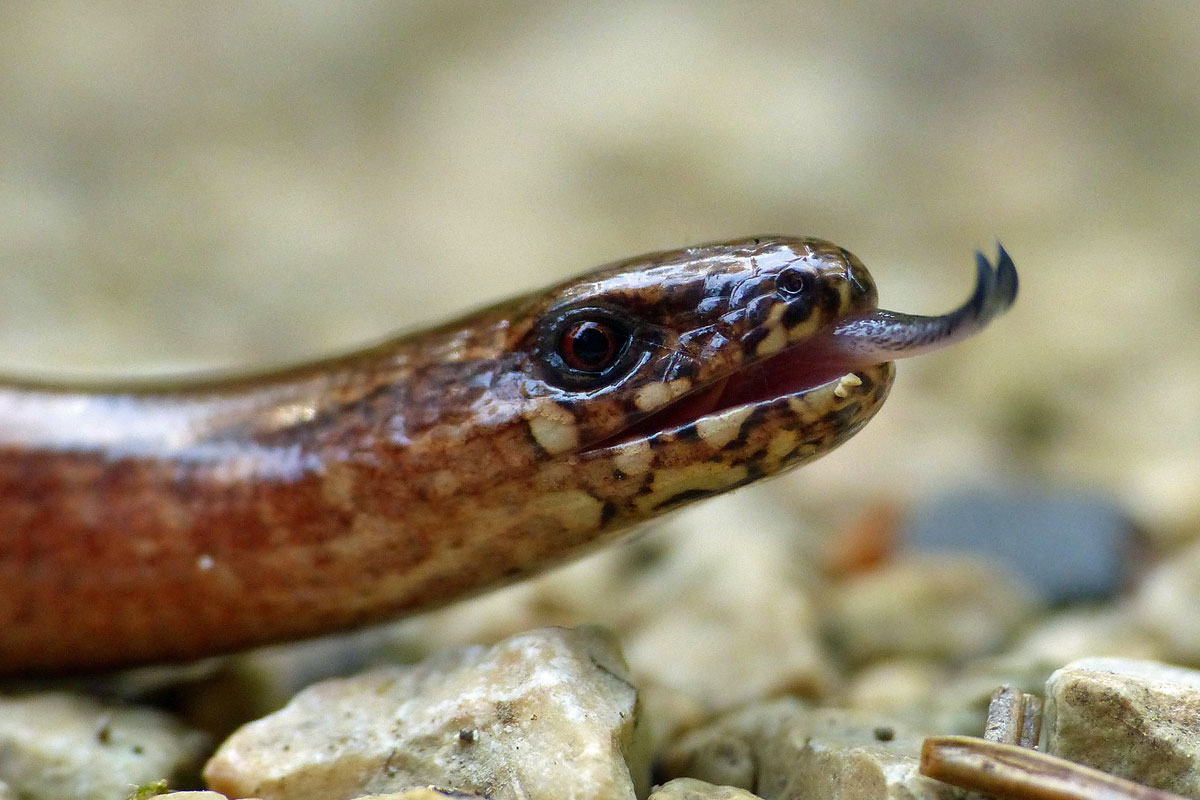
[1,3,1197,533]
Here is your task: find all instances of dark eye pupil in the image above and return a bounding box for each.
[778,267,807,296]
[563,321,617,370]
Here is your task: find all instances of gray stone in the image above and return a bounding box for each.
[205,626,648,800]
[662,699,962,800]
[1043,657,1200,797]
[0,691,209,800]
[903,487,1132,602]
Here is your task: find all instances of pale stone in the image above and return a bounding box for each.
[205,626,648,800]
[825,555,1039,664]
[638,681,711,760]
[1132,540,1200,663]
[616,494,834,708]
[1043,657,1200,797]
[649,778,764,799]
[356,790,486,799]
[662,698,960,800]
[1008,607,1163,666]
[844,653,1053,737]
[155,793,237,799]
[0,692,208,800]
[843,658,948,720]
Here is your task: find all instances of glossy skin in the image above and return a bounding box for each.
[0,236,1014,674]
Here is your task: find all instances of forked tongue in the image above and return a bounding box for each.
[817,244,1017,366]
[715,244,1018,409]
[596,246,1017,446]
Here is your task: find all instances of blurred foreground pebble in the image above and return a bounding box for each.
[0,692,208,800]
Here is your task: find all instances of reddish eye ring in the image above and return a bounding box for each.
[538,305,638,389]
[560,320,620,372]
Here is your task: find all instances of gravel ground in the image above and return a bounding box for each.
[1,0,1197,702]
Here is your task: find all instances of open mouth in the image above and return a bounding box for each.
[586,243,1018,453]
[588,332,864,452]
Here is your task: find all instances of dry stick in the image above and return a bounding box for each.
[921,736,1192,800]
[983,685,1042,748]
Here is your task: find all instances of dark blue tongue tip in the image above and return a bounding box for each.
[825,245,1019,363]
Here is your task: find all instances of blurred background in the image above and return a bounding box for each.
[1,4,1197,606]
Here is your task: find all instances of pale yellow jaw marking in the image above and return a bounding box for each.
[834,373,863,398]
[694,405,756,450]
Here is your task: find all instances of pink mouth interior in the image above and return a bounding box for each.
[591,334,862,449]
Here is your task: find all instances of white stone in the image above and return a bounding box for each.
[649,778,763,799]
[1043,657,1200,797]
[205,626,648,800]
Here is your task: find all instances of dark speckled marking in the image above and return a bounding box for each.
[819,282,843,315]
[653,487,719,512]
[729,463,766,488]
[783,298,813,327]
[743,296,775,328]
[829,402,863,428]
[742,326,770,354]
[665,360,700,382]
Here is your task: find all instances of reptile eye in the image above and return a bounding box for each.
[777,266,808,297]
[560,320,621,372]
[540,305,639,389]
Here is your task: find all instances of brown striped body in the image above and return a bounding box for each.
[0,236,1015,674]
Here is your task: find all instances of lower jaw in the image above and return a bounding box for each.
[587,362,894,456]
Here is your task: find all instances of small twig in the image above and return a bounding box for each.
[920,736,1191,800]
[983,685,1043,748]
